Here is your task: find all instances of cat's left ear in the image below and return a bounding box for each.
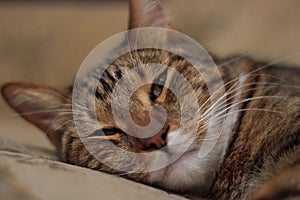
[1,82,71,147]
[129,0,170,29]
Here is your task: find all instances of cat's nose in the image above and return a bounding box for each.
[145,126,169,150]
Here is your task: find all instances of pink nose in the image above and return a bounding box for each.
[145,127,168,150]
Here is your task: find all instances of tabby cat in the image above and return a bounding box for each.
[1,0,300,200]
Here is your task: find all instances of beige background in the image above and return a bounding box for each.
[1,0,300,147]
[0,1,300,199]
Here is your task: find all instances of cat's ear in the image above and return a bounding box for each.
[129,0,170,29]
[1,82,71,147]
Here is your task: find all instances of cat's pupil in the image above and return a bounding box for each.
[150,70,168,101]
[152,84,163,98]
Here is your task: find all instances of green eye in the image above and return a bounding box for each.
[152,84,163,98]
[151,70,168,101]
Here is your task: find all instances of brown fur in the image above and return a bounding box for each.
[210,60,300,199]
[1,1,300,199]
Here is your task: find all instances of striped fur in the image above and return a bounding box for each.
[1,1,300,199]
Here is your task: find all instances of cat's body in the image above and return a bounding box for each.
[1,1,300,200]
[211,59,300,199]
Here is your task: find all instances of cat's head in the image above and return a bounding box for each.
[1,0,227,194]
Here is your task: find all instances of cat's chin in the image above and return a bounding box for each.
[145,130,225,194]
[148,147,220,194]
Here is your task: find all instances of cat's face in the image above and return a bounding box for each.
[76,49,214,191]
[1,0,227,194]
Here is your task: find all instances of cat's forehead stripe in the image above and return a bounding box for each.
[111,64,123,80]
[94,66,124,100]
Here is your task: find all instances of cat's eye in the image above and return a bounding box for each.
[87,128,123,137]
[151,70,168,101]
[85,128,123,143]
[102,129,117,136]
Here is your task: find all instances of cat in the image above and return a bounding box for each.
[1,0,300,200]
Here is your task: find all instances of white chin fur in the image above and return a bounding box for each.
[149,140,225,193]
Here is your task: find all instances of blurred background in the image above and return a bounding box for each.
[1,0,300,150]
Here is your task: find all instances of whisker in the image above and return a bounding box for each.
[248,51,300,75]
[54,119,74,131]
[200,82,269,120]
[201,96,284,123]
[200,72,300,118]
[72,103,94,112]
[211,108,282,126]
[47,89,71,102]
[219,51,254,67]
[202,83,285,119]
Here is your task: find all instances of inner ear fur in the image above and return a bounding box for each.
[1,82,71,147]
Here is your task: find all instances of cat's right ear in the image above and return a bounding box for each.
[129,0,170,29]
[1,82,71,147]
